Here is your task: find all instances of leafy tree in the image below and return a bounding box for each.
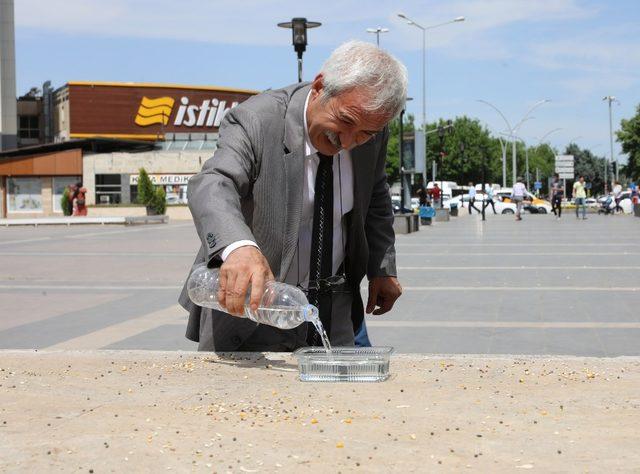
[425,116,502,185]
[136,168,154,205]
[617,103,640,181]
[136,167,166,215]
[385,113,415,184]
[565,143,608,195]
[148,186,167,215]
[60,187,72,216]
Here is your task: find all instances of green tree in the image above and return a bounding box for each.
[521,143,556,188]
[148,186,167,215]
[385,113,415,185]
[60,187,72,216]
[617,103,640,181]
[136,168,154,205]
[565,143,608,195]
[425,116,501,185]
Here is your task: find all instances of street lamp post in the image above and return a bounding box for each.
[366,27,389,46]
[436,120,453,208]
[398,13,464,183]
[478,99,549,186]
[459,142,465,188]
[602,96,619,185]
[277,18,321,83]
[399,97,413,212]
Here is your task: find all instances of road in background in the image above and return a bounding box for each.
[0,214,638,355]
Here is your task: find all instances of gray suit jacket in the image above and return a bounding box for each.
[178,82,397,350]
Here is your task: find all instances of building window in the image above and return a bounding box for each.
[95,174,122,205]
[7,177,43,212]
[18,116,40,139]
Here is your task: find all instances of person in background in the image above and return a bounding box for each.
[72,182,88,216]
[511,177,528,221]
[612,180,623,213]
[551,173,564,220]
[573,175,587,220]
[467,182,479,214]
[484,182,497,214]
[430,183,441,205]
[66,183,77,216]
[631,183,639,206]
[417,185,428,207]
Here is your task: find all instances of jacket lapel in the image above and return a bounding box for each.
[279,83,311,279]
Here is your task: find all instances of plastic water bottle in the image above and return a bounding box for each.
[187,264,327,338]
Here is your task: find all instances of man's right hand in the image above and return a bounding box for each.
[217,246,274,317]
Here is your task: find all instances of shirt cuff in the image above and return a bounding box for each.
[221,240,259,261]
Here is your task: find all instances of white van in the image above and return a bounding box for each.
[426,181,460,200]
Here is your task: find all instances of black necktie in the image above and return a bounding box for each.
[307,153,334,345]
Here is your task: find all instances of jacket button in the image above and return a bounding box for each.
[231,336,241,345]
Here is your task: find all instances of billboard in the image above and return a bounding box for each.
[65,82,257,140]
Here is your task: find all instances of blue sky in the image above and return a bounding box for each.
[15,0,640,165]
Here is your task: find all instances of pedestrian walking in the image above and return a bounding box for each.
[551,173,564,219]
[430,183,441,204]
[573,176,587,219]
[511,177,527,221]
[612,181,623,213]
[484,183,497,214]
[467,182,480,214]
[417,185,428,206]
[72,182,88,216]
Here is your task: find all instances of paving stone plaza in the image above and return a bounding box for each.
[0,213,638,355]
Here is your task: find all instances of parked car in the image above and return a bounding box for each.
[585,197,599,208]
[495,188,552,214]
[452,194,517,215]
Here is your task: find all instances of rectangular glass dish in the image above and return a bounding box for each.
[294,347,394,382]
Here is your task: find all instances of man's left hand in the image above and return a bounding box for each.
[366,276,402,315]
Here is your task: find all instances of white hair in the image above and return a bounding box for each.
[320,40,408,118]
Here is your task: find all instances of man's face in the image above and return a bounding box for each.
[306,74,391,155]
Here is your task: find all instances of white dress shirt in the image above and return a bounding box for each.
[221,91,354,287]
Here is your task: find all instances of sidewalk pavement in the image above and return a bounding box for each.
[1,350,639,472]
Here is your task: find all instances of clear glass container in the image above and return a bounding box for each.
[294,347,394,382]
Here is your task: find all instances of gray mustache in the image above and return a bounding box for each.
[325,131,341,148]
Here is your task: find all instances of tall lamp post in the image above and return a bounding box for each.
[478,99,549,186]
[366,27,389,46]
[398,12,464,182]
[602,95,619,185]
[436,120,453,208]
[399,97,413,212]
[458,142,465,188]
[277,18,321,83]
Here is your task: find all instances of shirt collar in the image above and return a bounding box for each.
[303,91,317,157]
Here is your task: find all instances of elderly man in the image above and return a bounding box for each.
[179,41,407,351]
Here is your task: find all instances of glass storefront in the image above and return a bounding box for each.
[7,177,43,212]
[95,174,122,204]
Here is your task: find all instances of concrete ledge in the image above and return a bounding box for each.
[393,213,419,234]
[0,217,125,226]
[124,215,169,226]
[0,216,169,226]
[1,350,638,472]
[434,208,450,222]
